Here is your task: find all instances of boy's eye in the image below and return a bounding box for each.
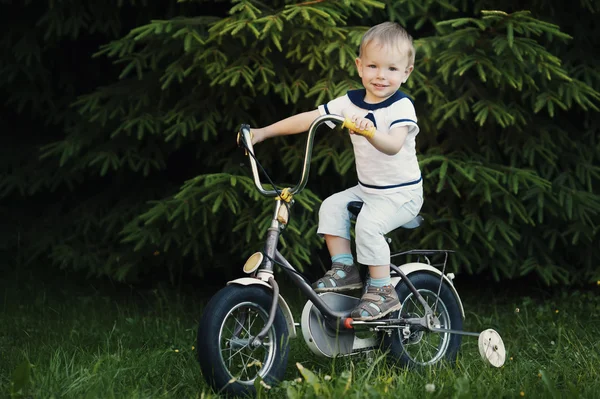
[389,67,398,71]
[368,64,377,68]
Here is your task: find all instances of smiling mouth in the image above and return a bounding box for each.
[373,83,388,88]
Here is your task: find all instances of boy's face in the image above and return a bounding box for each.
[355,40,413,103]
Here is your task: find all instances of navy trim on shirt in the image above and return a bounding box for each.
[365,112,377,128]
[347,89,412,110]
[390,118,416,128]
[358,175,422,190]
[324,103,330,114]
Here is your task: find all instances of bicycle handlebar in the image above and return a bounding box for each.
[341,119,376,138]
[239,114,347,197]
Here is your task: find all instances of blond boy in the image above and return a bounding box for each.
[251,22,422,320]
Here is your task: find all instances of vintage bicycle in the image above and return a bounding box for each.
[197,114,505,396]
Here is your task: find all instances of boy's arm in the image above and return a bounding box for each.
[343,111,409,155]
[251,109,321,144]
[342,108,410,156]
[366,126,408,156]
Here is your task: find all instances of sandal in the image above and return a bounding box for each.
[312,262,362,293]
[350,284,402,321]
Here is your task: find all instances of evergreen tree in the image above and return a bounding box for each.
[2,0,598,285]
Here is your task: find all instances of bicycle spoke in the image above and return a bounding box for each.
[233,309,252,337]
[237,351,254,379]
[223,313,245,339]
[400,290,452,365]
[415,338,426,360]
[246,310,260,333]
[408,296,420,312]
[224,341,251,363]
[424,337,440,352]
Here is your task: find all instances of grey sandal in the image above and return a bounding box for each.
[351,284,402,321]
[312,262,362,292]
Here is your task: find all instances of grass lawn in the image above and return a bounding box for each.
[1,268,599,398]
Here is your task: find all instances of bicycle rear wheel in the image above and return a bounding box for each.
[384,272,463,366]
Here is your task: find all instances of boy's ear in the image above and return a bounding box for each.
[403,65,414,83]
[355,57,363,78]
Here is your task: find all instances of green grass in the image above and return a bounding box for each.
[2,269,600,398]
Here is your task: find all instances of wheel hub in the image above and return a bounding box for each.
[401,313,424,344]
[228,337,252,349]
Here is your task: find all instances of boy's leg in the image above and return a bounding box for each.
[324,234,352,257]
[351,188,423,320]
[313,187,363,292]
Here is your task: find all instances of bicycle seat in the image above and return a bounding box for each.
[347,201,424,229]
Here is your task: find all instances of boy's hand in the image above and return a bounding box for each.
[348,116,374,133]
[342,109,374,134]
[249,128,265,145]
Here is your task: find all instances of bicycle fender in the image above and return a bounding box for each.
[393,262,465,319]
[227,277,297,338]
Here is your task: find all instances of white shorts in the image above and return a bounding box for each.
[317,185,423,266]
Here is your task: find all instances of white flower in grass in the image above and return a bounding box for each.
[324,375,331,381]
[425,383,436,393]
[260,380,272,390]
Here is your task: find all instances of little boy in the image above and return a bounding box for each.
[250,22,423,320]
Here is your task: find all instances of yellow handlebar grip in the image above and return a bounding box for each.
[342,119,376,139]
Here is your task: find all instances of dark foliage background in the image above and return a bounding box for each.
[1,0,598,286]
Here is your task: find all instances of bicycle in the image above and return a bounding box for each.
[197,114,505,396]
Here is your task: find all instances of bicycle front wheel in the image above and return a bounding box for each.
[197,284,290,396]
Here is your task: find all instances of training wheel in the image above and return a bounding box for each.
[478,328,506,367]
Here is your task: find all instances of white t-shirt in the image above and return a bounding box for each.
[318,89,422,194]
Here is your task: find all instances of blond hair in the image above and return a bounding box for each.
[359,22,415,66]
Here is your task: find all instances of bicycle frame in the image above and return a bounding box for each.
[197,117,505,394]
